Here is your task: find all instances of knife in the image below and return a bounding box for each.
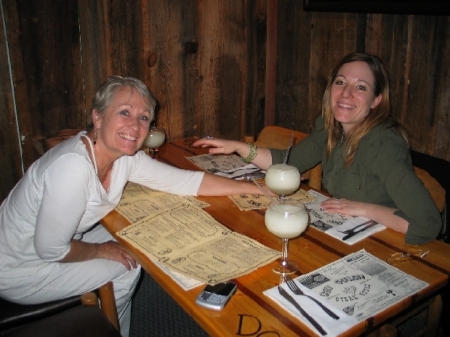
[342,220,378,241]
[278,286,327,336]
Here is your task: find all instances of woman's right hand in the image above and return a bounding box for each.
[98,241,137,270]
[192,138,248,156]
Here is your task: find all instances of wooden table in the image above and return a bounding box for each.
[101,138,450,337]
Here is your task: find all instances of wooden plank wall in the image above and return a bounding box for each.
[0,0,449,201]
[276,1,450,159]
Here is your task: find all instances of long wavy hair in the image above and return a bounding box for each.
[322,52,407,167]
[86,76,157,132]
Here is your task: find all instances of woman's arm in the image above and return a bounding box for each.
[321,198,409,234]
[197,172,273,196]
[192,138,273,169]
[59,240,136,270]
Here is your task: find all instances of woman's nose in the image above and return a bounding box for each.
[341,85,352,98]
[129,116,140,129]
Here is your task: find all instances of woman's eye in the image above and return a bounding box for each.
[357,85,367,91]
[140,115,150,121]
[334,80,344,85]
[119,109,129,116]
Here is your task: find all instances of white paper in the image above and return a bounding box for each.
[186,154,263,179]
[304,190,386,244]
[264,249,428,336]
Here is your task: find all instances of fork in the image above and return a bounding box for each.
[284,275,339,320]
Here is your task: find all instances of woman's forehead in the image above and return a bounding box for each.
[110,87,150,109]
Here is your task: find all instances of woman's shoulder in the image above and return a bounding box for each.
[34,134,92,172]
[359,122,410,164]
[364,121,407,146]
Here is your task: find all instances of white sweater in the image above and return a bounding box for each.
[0,131,204,283]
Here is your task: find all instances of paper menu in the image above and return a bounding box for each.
[185,154,262,179]
[264,249,428,336]
[116,203,280,285]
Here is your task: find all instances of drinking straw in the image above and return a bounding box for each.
[283,133,294,164]
[250,176,280,208]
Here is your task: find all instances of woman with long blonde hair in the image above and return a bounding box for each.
[194,52,441,244]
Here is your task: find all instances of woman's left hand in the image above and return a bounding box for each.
[321,198,368,217]
[98,241,137,270]
[321,197,409,235]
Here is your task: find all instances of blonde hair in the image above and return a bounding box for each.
[322,52,407,166]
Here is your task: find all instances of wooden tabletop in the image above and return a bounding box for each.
[101,138,450,337]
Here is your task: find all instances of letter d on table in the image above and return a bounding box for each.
[236,314,261,336]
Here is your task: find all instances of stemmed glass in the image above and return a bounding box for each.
[265,199,309,274]
[265,164,301,201]
[143,125,165,157]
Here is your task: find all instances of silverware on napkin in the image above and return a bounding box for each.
[284,275,339,320]
[339,220,378,241]
[277,286,327,336]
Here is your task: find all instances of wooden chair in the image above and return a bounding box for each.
[0,282,120,336]
[32,129,83,155]
[254,125,322,190]
[414,166,446,213]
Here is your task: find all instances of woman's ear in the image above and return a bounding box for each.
[371,94,382,109]
[92,109,102,129]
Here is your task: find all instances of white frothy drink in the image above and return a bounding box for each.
[144,129,165,148]
[265,164,300,196]
[265,202,308,239]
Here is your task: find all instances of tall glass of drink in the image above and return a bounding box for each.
[265,199,308,274]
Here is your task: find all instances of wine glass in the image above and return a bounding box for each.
[265,199,309,274]
[143,125,165,157]
[265,164,300,201]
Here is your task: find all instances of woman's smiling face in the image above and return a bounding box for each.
[330,61,382,133]
[93,87,152,158]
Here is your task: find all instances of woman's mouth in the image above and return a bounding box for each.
[119,133,138,141]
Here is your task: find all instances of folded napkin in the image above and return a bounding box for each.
[265,282,358,336]
[325,217,386,245]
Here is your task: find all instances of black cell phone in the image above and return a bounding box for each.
[195,282,237,311]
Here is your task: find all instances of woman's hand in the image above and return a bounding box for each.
[192,138,273,169]
[321,198,367,217]
[321,198,409,234]
[192,138,248,156]
[60,240,137,270]
[98,241,137,270]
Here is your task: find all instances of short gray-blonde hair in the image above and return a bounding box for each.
[86,76,157,131]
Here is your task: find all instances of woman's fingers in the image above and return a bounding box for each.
[100,241,137,270]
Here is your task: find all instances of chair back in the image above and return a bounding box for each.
[414,167,446,212]
[255,126,322,190]
[32,129,83,155]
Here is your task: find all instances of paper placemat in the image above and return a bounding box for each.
[264,249,428,336]
[304,190,386,244]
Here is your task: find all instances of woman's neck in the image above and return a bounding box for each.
[82,132,115,190]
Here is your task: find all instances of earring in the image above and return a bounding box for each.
[94,130,98,145]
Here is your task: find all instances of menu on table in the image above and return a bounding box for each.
[186,153,264,179]
[115,183,281,288]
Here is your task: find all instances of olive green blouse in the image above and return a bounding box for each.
[270,116,442,244]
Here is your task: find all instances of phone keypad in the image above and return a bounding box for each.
[201,292,225,303]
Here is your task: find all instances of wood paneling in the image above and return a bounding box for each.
[0,0,449,201]
[142,0,199,140]
[0,0,22,199]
